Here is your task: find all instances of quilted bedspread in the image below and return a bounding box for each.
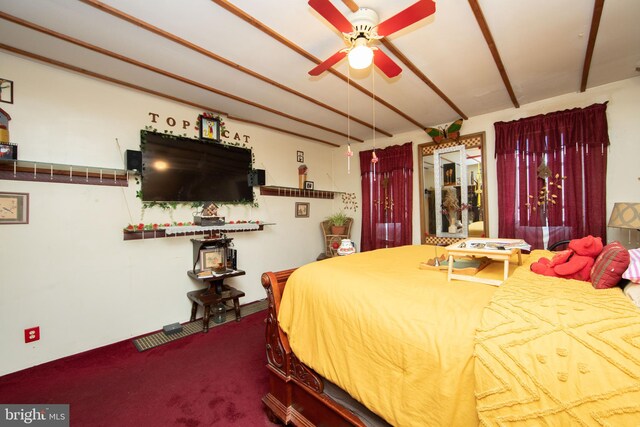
[278,245,519,427]
[475,250,640,425]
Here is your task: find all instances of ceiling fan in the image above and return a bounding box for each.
[308,0,436,78]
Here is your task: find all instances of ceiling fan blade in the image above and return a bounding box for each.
[373,49,402,78]
[376,0,436,37]
[308,0,353,33]
[309,50,348,76]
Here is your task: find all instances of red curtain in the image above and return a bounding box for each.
[495,103,609,249]
[359,142,413,252]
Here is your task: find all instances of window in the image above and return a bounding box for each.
[495,103,609,249]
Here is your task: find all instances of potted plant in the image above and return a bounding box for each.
[327,211,349,235]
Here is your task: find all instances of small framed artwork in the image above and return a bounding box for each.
[0,143,17,160]
[297,151,304,163]
[0,192,29,224]
[304,180,314,190]
[200,248,226,272]
[198,115,220,142]
[295,202,309,218]
[443,163,456,186]
[0,79,13,104]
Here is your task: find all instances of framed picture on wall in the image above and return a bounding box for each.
[0,79,13,104]
[199,115,220,142]
[0,192,28,224]
[443,163,456,186]
[297,151,304,163]
[295,202,309,218]
[304,180,314,190]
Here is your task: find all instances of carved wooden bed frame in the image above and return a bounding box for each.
[261,269,368,426]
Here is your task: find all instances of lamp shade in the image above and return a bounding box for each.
[348,38,373,70]
[608,202,640,229]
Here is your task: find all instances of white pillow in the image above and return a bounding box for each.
[623,282,640,308]
[622,248,640,283]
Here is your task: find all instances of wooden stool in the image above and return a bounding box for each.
[187,286,246,333]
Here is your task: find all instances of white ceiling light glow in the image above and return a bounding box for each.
[348,38,374,69]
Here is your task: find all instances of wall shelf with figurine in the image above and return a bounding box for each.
[259,185,341,199]
[122,222,272,241]
[0,159,128,187]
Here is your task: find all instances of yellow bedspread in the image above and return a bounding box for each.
[278,245,520,426]
[475,250,640,425]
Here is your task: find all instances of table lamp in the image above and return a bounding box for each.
[608,202,640,244]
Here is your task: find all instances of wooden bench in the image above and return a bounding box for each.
[187,285,245,333]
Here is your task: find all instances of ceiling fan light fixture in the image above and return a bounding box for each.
[348,39,373,70]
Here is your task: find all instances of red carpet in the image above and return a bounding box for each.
[0,311,277,426]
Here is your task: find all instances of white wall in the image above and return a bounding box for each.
[0,52,344,375]
[2,50,639,376]
[336,76,640,249]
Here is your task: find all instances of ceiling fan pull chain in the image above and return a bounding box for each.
[347,67,352,174]
[372,70,377,181]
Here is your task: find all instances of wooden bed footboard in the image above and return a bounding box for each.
[261,269,365,427]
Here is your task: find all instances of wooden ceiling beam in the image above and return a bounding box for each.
[343,0,468,122]
[0,12,357,142]
[211,0,427,131]
[580,0,605,92]
[467,0,519,108]
[80,0,389,138]
[0,44,340,147]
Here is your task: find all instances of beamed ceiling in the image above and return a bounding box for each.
[0,0,638,147]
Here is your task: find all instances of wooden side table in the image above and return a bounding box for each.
[187,269,246,332]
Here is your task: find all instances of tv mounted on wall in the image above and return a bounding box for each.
[140,130,253,203]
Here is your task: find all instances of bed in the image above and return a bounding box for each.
[261,245,640,426]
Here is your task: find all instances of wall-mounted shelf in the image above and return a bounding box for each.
[260,185,341,199]
[123,223,273,241]
[0,159,128,187]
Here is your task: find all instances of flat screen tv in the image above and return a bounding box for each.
[140,131,253,203]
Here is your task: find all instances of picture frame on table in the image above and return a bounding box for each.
[0,79,13,104]
[0,143,17,160]
[304,180,314,190]
[0,192,28,224]
[198,115,220,142]
[295,202,309,218]
[200,248,225,272]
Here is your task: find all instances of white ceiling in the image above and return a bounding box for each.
[1,0,638,147]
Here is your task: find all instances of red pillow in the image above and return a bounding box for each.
[590,242,630,289]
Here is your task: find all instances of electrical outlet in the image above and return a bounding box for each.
[24,326,40,343]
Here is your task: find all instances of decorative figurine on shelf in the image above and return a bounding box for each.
[337,239,356,256]
[201,202,218,217]
[298,164,308,189]
[193,202,225,226]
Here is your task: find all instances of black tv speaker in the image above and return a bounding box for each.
[125,150,142,172]
[248,169,265,186]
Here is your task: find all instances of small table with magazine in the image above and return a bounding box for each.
[445,238,528,286]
